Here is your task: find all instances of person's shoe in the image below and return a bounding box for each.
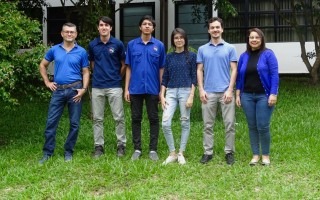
[262,159,270,166]
[39,154,51,164]
[93,145,104,158]
[225,153,235,165]
[162,154,177,165]
[177,153,186,165]
[149,151,159,161]
[117,145,125,157]
[65,154,72,162]
[200,154,213,164]
[249,157,260,166]
[131,150,141,160]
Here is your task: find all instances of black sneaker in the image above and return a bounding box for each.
[200,154,213,164]
[225,153,235,165]
[93,145,104,158]
[117,145,125,157]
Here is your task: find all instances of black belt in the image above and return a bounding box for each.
[56,81,82,89]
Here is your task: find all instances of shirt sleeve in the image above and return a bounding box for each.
[191,52,197,86]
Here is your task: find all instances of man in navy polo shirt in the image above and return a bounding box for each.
[124,15,166,161]
[39,22,90,164]
[88,16,127,158]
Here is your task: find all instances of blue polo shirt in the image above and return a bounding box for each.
[45,43,89,85]
[197,40,237,92]
[88,36,126,88]
[125,37,166,95]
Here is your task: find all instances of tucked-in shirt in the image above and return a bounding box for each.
[236,49,279,96]
[88,36,125,88]
[244,50,265,93]
[45,43,89,85]
[162,51,197,88]
[197,40,237,92]
[125,37,166,95]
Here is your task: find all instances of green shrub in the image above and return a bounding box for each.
[0,2,49,107]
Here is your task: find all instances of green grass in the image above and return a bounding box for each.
[0,77,320,199]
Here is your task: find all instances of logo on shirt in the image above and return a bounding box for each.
[109,47,115,54]
[153,46,158,52]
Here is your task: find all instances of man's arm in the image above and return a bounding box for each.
[197,63,207,104]
[124,66,131,102]
[223,61,237,103]
[90,61,95,71]
[39,58,57,91]
[120,60,126,77]
[73,67,90,103]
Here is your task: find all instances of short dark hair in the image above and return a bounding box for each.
[62,22,77,31]
[171,28,188,50]
[207,17,224,29]
[246,28,266,53]
[98,16,113,27]
[139,15,156,27]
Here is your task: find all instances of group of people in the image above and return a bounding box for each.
[38,15,279,167]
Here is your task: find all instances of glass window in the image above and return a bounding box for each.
[219,0,312,43]
[175,3,211,49]
[120,3,154,46]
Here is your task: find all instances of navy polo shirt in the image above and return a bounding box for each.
[45,43,89,85]
[88,36,126,88]
[125,37,166,95]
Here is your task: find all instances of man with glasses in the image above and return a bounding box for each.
[39,22,90,164]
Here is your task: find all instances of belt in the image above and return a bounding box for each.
[56,81,82,89]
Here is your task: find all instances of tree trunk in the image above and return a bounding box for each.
[311,57,320,84]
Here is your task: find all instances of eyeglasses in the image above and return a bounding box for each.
[63,31,76,34]
[249,36,261,40]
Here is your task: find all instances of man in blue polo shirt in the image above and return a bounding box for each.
[88,16,127,158]
[124,15,166,161]
[197,17,237,165]
[39,22,90,164]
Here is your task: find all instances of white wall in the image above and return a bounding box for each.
[234,42,312,73]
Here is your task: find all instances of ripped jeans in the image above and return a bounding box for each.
[162,88,191,152]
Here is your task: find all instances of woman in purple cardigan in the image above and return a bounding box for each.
[236,28,279,166]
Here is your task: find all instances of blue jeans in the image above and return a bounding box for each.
[162,88,191,152]
[240,93,274,155]
[42,82,82,156]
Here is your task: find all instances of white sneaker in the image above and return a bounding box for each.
[162,155,177,165]
[178,153,186,165]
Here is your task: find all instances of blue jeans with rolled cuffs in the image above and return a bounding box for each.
[42,82,82,156]
[162,88,191,153]
[240,93,274,155]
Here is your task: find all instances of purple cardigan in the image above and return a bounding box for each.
[236,49,279,96]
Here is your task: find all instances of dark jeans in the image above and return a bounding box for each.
[130,94,159,152]
[240,93,274,155]
[42,82,82,156]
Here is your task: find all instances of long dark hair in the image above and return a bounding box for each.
[246,28,266,53]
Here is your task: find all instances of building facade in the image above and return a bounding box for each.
[44,0,314,73]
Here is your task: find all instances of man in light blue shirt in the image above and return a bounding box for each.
[197,17,237,165]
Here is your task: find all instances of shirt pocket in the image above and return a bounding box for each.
[150,53,160,65]
[132,51,142,63]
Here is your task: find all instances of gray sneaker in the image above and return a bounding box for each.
[93,145,104,158]
[149,151,159,161]
[131,150,141,160]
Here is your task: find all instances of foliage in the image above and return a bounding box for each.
[60,0,114,47]
[172,0,237,24]
[167,46,198,54]
[0,78,320,199]
[275,0,320,84]
[0,2,48,107]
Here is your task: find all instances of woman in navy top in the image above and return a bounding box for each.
[236,28,279,166]
[160,28,197,165]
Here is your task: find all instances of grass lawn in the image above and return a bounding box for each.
[0,77,319,199]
